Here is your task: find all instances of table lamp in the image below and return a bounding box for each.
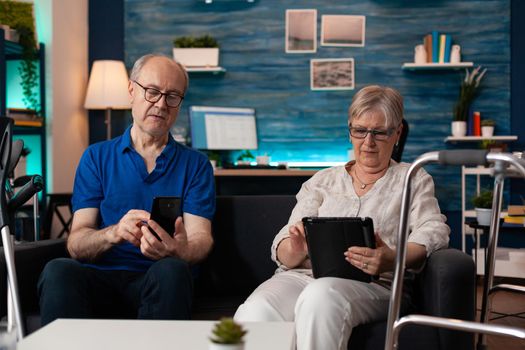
[84,60,130,140]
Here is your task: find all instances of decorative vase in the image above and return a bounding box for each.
[451,121,467,137]
[481,126,494,137]
[414,44,427,64]
[475,208,492,226]
[256,155,270,165]
[450,45,461,64]
[209,343,245,350]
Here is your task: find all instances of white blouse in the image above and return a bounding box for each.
[271,161,450,280]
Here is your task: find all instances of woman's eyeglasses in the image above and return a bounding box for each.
[349,126,396,141]
[133,80,184,108]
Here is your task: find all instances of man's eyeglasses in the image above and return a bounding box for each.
[349,125,396,141]
[133,80,184,108]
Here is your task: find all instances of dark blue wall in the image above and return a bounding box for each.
[88,0,129,144]
[89,0,523,246]
[123,0,512,211]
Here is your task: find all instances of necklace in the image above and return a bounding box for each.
[353,168,377,190]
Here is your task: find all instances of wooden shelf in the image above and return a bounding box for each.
[445,135,518,142]
[185,66,226,74]
[402,62,474,70]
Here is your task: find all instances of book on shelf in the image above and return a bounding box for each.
[431,31,439,63]
[13,119,43,127]
[443,34,452,63]
[504,215,525,225]
[6,108,43,127]
[438,34,446,63]
[7,108,38,120]
[424,34,432,63]
[508,205,525,216]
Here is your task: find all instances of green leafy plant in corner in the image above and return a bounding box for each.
[472,190,493,209]
[0,1,40,114]
[481,119,495,127]
[210,318,247,345]
[173,34,219,48]
[453,66,487,122]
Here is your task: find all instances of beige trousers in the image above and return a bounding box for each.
[234,271,391,350]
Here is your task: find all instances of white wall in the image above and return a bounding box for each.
[35,0,88,237]
[35,0,89,193]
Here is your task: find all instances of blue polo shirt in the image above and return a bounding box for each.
[72,126,215,272]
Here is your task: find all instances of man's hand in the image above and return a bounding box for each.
[344,233,396,275]
[139,217,189,260]
[107,209,150,247]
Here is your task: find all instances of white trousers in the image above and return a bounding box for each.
[234,271,391,350]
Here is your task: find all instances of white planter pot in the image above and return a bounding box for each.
[481,126,494,137]
[209,343,244,350]
[173,48,219,67]
[475,208,492,226]
[451,121,467,137]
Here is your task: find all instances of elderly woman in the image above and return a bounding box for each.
[234,85,450,350]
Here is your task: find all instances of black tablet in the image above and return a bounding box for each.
[302,217,376,283]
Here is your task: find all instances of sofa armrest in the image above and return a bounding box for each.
[415,248,476,349]
[0,239,68,317]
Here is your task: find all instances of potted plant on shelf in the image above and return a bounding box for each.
[452,66,487,137]
[209,318,247,350]
[236,150,255,166]
[173,34,220,68]
[206,150,221,169]
[472,189,493,226]
[481,119,495,137]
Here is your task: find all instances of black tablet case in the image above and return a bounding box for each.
[303,217,376,282]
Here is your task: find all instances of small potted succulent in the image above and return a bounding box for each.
[172,34,220,68]
[236,150,255,166]
[472,190,493,226]
[481,119,495,137]
[209,318,247,350]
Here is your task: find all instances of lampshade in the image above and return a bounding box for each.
[84,60,130,109]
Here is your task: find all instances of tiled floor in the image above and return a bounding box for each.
[476,278,525,350]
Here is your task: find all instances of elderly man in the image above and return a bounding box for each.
[38,54,215,325]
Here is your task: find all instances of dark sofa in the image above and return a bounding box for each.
[1,195,476,349]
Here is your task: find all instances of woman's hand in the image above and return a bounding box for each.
[276,221,310,269]
[344,233,396,275]
[289,222,308,255]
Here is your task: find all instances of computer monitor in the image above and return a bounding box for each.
[189,106,258,150]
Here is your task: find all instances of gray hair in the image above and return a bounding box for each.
[348,85,403,128]
[129,54,189,94]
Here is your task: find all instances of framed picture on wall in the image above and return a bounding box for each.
[321,15,366,47]
[311,58,355,91]
[285,9,317,53]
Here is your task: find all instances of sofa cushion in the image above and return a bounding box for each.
[195,195,296,298]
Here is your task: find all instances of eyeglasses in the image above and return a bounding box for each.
[349,125,396,141]
[133,80,184,108]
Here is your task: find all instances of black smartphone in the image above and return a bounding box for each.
[149,196,182,240]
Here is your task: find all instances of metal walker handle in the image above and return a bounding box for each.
[384,150,525,350]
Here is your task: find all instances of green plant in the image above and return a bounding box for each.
[0,1,40,113]
[481,119,495,127]
[453,66,487,122]
[173,34,219,48]
[210,318,247,345]
[472,190,493,209]
[236,150,255,162]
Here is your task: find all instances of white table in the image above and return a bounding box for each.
[17,319,295,350]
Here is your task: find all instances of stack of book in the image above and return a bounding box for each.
[6,108,43,127]
[504,205,525,225]
[423,31,453,63]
